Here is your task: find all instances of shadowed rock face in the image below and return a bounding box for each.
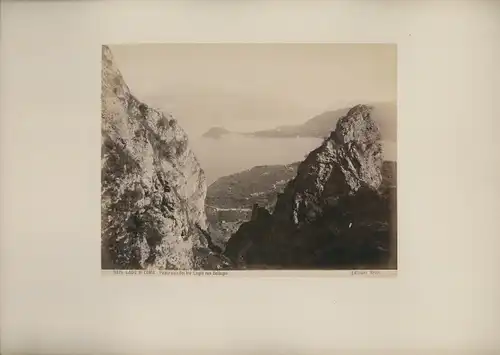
[224,104,397,269]
[101,45,229,270]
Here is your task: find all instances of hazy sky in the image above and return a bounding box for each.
[109,43,397,138]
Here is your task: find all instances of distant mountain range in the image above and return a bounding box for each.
[202,101,397,142]
[202,127,231,139]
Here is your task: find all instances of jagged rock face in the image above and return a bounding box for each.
[276,104,383,227]
[101,45,213,270]
[224,105,396,269]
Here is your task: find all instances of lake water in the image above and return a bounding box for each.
[190,135,397,185]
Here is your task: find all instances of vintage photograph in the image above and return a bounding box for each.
[101,43,397,271]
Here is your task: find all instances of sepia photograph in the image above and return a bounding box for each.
[3,0,500,353]
[101,43,397,272]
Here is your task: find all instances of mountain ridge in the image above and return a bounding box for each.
[201,101,397,141]
[223,104,397,269]
[205,160,396,249]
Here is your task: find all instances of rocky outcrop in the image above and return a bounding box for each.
[224,105,397,269]
[205,159,396,252]
[101,45,229,270]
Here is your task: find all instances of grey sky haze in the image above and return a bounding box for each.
[109,43,397,137]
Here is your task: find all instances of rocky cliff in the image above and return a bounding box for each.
[206,160,396,250]
[224,105,397,269]
[101,45,228,270]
